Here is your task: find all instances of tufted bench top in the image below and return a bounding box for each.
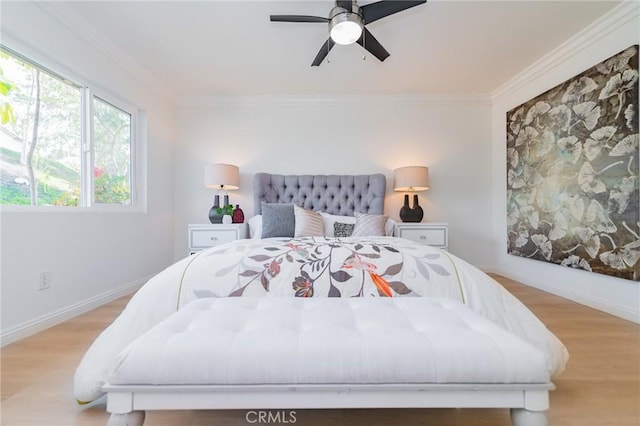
[107,298,549,386]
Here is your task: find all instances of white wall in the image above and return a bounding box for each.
[173,96,493,266]
[0,2,176,343]
[490,2,640,322]
[3,1,634,345]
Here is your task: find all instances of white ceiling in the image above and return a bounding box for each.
[50,0,620,98]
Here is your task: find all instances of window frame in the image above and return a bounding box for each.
[0,39,145,213]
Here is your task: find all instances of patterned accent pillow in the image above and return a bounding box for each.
[294,205,324,237]
[351,211,388,237]
[261,203,295,238]
[334,222,355,237]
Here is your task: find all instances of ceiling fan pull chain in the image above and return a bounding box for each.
[327,38,331,64]
[362,30,366,61]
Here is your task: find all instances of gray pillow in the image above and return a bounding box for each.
[261,203,295,238]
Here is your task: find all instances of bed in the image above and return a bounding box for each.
[74,173,568,426]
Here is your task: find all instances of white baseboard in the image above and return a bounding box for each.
[484,266,639,324]
[0,275,151,347]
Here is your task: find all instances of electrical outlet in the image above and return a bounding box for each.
[38,272,51,291]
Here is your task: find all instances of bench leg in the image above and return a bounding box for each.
[107,411,145,426]
[510,408,548,426]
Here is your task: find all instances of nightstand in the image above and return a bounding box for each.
[394,222,448,250]
[188,223,248,255]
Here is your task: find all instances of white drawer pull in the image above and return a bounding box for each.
[210,236,218,241]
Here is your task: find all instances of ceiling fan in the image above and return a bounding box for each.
[270,0,427,66]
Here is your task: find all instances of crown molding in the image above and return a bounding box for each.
[33,1,175,103]
[176,94,492,108]
[491,1,639,102]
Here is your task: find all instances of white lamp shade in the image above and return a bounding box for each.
[393,166,430,192]
[204,163,239,190]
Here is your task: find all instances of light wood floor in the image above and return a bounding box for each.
[1,274,638,426]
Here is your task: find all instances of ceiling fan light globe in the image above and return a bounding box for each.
[330,20,362,45]
[329,7,363,46]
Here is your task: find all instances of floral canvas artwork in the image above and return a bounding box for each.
[506,45,640,281]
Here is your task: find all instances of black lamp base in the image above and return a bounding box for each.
[399,194,424,223]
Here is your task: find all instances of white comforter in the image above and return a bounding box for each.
[74,237,568,402]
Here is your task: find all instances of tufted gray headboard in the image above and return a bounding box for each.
[253,173,386,216]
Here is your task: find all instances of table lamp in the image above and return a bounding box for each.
[393,166,429,222]
[204,163,239,223]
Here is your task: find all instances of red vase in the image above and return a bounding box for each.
[232,204,244,223]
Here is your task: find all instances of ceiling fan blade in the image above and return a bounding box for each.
[270,15,329,23]
[336,1,353,12]
[356,28,390,62]
[361,0,426,24]
[312,38,336,66]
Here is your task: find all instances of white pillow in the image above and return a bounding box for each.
[351,211,389,237]
[319,212,356,237]
[319,212,395,237]
[385,218,397,237]
[294,205,324,237]
[248,215,262,239]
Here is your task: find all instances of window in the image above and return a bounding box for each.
[0,45,138,208]
[92,96,133,205]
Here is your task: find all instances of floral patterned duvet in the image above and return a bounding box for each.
[74,236,568,403]
[179,236,464,302]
